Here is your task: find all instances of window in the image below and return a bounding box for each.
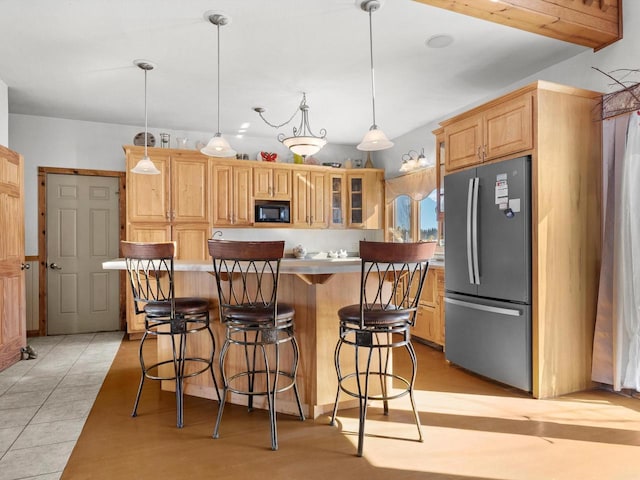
[419,190,438,242]
[391,195,412,242]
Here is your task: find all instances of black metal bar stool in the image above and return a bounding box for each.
[121,241,220,428]
[208,239,305,451]
[330,240,436,456]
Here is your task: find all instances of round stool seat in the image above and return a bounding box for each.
[223,302,295,325]
[338,304,410,327]
[144,297,209,316]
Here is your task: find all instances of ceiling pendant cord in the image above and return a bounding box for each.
[368,6,377,130]
[201,12,236,158]
[131,60,160,174]
[357,0,393,152]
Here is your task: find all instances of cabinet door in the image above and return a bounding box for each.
[253,166,291,200]
[126,223,171,243]
[211,164,233,226]
[173,224,209,260]
[253,166,272,199]
[362,170,383,229]
[347,174,364,228]
[292,171,310,226]
[309,171,328,228]
[329,173,345,227]
[127,152,170,223]
[233,165,253,225]
[171,154,209,223]
[484,94,533,160]
[444,115,483,172]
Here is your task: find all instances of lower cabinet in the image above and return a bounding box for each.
[411,267,445,347]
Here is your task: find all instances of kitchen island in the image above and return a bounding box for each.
[104,256,373,418]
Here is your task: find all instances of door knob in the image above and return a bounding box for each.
[49,262,62,270]
[20,263,30,270]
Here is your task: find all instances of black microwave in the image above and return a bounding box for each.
[255,201,290,223]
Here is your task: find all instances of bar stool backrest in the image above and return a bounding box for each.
[121,241,175,316]
[207,240,285,325]
[357,240,437,329]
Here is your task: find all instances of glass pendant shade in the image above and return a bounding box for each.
[131,155,161,174]
[201,132,236,157]
[357,126,394,151]
[282,136,327,157]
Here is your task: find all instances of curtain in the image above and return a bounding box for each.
[592,112,640,391]
[385,167,436,204]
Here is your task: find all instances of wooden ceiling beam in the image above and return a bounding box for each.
[412,0,622,51]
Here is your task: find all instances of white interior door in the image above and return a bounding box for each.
[47,174,120,334]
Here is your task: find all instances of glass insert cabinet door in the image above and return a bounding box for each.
[349,177,363,225]
[331,175,343,225]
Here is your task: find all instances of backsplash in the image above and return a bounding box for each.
[210,228,384,256]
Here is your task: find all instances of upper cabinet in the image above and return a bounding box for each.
[125,148,209,224]
[253,164,292,200]
[211,161,253,227]
[443,93,533,172]
[347,170,384,229]
[292,170,329,228]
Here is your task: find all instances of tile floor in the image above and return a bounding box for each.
[0,332,123,480]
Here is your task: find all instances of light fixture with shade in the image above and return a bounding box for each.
[254,92,327,157]
[201,11,236,158]
[357,0,393,152]
[399,148,433,173]
[131,60,160,175]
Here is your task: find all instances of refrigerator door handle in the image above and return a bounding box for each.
[445,297,523,317]
[466,177,475,284]
[471,177,480,285]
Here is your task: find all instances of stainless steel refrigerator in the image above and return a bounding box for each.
[444,155,532,392]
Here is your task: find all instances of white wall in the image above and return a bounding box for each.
[8,114,360,256]
[0,77,7,147]
[376,0,639,179]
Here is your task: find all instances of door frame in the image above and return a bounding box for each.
[37,167,126,336]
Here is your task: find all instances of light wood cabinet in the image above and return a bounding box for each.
[253,165,291,200]
[125,148,209,224]
[444,94,533,172]
[438,81,602,399]
[292,170,328,228]
[411,267,445,347]
[347,170,383,229]
[329,172,346,227]
[211,162,253,227]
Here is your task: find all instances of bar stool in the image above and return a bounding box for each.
[121,241,220,428]
[330,240,436,456]
[208,239,305,451]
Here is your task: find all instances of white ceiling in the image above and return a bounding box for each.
[0,0,587,145]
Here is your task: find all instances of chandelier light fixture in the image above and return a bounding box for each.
[357,0,393,152]
[201,11,236,158]
[131,60,160,175]
[400,148,433,173]
[254,92,327,157]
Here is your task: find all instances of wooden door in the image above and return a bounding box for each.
[444,114,483,172]
[309,171,328,228]
[272,168,291,200]
[126,150,170,223]
[171,154,209,223]
[292,170,310,226]
[0,146,26,371]
[47,174,120,335]
[483,94,533,160]
[232,165,253,225]
[211,164,233,226]
[253,166,273,199]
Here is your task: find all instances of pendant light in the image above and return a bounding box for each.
[131,60,160,174]
[357,0,393,152]
[254,92,327,157]
[201,12,236,158]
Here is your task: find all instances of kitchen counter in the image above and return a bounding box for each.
[103,255,444,418]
